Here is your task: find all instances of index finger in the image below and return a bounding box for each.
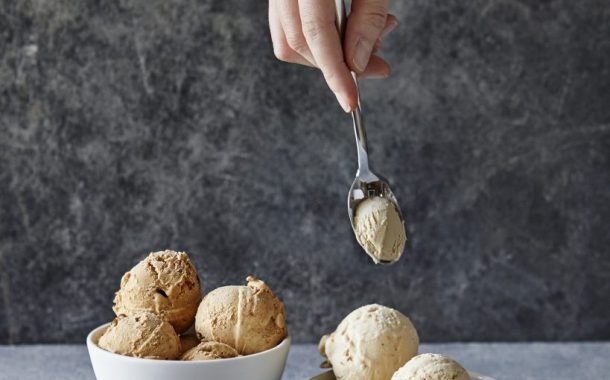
[298,0,357,112]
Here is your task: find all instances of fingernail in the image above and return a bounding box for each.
[380,19,399,39]
[353,38,374,73]
[336,93,352,112]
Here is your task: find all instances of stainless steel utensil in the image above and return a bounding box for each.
[335,0,406,265]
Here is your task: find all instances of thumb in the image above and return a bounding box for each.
[344,0,391,73]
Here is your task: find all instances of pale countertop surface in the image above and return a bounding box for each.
[0,342,608,380]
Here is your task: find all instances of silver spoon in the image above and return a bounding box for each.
[335,0,406,265]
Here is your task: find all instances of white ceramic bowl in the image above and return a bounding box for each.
[87,323,291,380]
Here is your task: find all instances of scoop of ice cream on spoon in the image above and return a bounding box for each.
[354,196,406,264]
[335,0,407,264]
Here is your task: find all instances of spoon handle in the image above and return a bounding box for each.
[335,0,371,176]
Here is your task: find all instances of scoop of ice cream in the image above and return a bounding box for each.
[320,304,419,380]
[354,197,406,264]
[391,353,469,380]
[98,312,181,360]
[113,250,202,333]
[195,276,287,355]
[180,341,239,361]
[179,334,200,355]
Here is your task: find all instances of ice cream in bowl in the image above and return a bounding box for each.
[86,250,290,380]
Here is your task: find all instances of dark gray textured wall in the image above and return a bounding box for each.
[1,0,609,344]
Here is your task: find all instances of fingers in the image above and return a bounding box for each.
[373,39,381,54]
[269,0,397,111]
[269,1,314,66]
[380,14,399,39]
[345,0,393,73]
[364,15,398,75]
[276,0,316,66]
[299,0,357,112]
[359,55,391,79]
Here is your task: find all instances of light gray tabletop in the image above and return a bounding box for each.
[0,343,608,380]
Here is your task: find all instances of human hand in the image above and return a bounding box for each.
[269,0,398,112]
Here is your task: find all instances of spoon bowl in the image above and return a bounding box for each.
[348,174,403,221]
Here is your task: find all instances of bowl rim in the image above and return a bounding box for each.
[87,322,291,365]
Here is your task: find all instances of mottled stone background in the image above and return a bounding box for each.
[1,0,609,344]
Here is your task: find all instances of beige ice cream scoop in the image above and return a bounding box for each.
[391,353,470,380]
[195,276,287,355]
[319,304,419,380]
[179,334,200,356]
[354,197,407,264]
[98,312,181,360]
[180,341,239,361]
[113,250,202,333]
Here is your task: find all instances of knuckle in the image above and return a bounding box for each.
[273,43,293,62]
[301,19,327,42]
[284,32,309,55]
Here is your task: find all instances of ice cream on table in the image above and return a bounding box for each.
[353,196,407,263]
[391,353,470,380]
[319,304,419,380]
